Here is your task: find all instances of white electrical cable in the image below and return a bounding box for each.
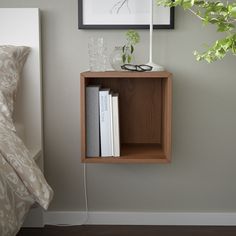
[82,163,89,225]
[51,163,89,226]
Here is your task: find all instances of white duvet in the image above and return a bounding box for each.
[0,90,53,235]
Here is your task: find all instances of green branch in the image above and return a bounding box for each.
[156,0,236,62]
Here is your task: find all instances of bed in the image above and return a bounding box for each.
[0,8,53,235]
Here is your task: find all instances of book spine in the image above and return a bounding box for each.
[86,86,100,157]
[110,93,114,156]
[112,94,120,157]
[99,90,112,157]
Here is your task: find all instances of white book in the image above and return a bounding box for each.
[99,89,113,157]
[109,93,114,156]
[112,94,120,157]
[86,86,100,157]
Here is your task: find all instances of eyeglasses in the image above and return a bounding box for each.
[121,64,153,72]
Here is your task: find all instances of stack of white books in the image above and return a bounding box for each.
[86,86,120,157]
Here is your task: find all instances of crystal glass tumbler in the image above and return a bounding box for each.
[88,37,107,72]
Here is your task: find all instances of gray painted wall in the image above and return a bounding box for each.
[1,0,236,212]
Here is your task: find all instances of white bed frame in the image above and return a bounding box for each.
[0,8,44,227]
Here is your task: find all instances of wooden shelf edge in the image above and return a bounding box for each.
[81,71,172,78]
[81,156,171,164]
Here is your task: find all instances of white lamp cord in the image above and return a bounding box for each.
[82,163,89,225]
[51,163,89,226]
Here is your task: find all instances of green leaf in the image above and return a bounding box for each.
[122,45,126,53]
[230,6,236,17]
[209,18,219,24]
[131,45,134,54]
[126,30,140,45]
[128,55,132,63]
[122,54,126,63]
[195,0,205,6]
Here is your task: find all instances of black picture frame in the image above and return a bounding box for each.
[78,0,174,30]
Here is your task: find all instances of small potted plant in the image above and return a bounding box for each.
[110,30,140,70]
[122,30,140,64]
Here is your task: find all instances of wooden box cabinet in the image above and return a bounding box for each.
[80,71,172,164]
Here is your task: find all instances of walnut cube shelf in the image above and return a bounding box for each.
[80,71,172,164]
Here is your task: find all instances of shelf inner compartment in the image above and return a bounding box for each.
[87,77,164,145]
[81,72,171,164]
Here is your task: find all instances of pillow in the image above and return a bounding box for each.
[0,45,30,116]
[0,89,15,131]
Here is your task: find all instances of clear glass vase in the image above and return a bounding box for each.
[109,46,124,71]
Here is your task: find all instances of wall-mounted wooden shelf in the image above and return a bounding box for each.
[80,71,172,164]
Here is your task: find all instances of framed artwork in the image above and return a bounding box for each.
[78,0,174,29]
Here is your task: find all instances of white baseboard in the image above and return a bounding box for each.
[43,211,236,226]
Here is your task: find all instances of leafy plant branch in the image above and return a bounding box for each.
[156,0,236,62]
[122,30,140,63]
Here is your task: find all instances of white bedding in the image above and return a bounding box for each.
[0,90,53,235]
[0,45,53,235]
